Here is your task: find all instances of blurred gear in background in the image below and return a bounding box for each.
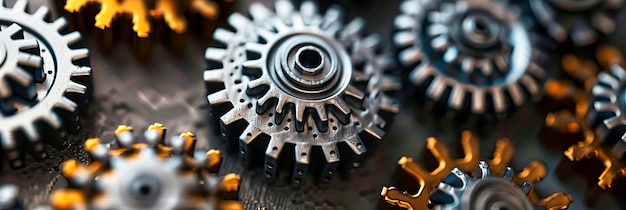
[394,0,545,124]
[0,0,92,170]
[0,185,20,209]
[524,0,623,47]
[58,0,235,61]
[205,0,400,184]
[50,123,243,210]
[380,131,572,210]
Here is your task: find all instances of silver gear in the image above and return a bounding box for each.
[52,124,243,210]
[528,0,623,47]
[205,0,400,183]
[0,23,42,113]
[588,64,626,159]
[0,0,92,169]
[430,161,535,210]
[395,0,544,121]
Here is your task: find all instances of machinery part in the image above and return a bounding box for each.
[62,0,234,60]
[395,0,545,122]
[527,0,623,47]
[0,0,92,170]
[50,123,243,210]
[205,0,400,183]
[0,185,20,209]
[0,23,42,113]
[380,131,572,210]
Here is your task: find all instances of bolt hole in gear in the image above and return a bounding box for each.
[379,131,572,210]
[61,0,235,60]
[50,123,243,210]
[0,0,92,170]
[394,0,545,124]
[205,0,401,184]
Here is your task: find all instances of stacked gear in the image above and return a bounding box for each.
[205,0,400,183]
[380,131,572,210]
[50,123,243,210]
[394,0,545,123]
[0,0,92,170]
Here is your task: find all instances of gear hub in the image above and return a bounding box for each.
[205,0,400,183]
[0,0,92,170]
[394,0,545,122]
[50,123,243,210]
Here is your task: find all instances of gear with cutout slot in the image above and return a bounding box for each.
[205,0,400,183]
[50,123,243,210]
[395,0,545,122]
[0,0,92,170]
[380,131,572,210]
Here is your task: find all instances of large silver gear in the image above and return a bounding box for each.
[205,0,400,183]
[395,0,544,122]
[588,64,626,160]
[430,161,536,210]
[528,0,623,47]
[51,124,243,210]
[0,0,92,169]
[0,23,42,113]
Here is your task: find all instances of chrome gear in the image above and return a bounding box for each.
[205,0,400,183]
[0,0,92,169]
[0,23,42,113]
[51,123,243,210]
[395,0,544,121]
[528,0,623,47]
[431,161,534,210]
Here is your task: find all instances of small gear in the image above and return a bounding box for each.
[62,0,234,60]
[205,0,400,183]
[50,123,243,210]
[0,0,92,170]
[0,185,20,209]
[380,131,572,210]
[527,0,623,47]
[395,0,545,122]
[0,23,42,113]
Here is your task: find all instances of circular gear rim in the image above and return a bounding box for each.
[528,0,623,47]
[588,64,626,156]
[0,0,91,169]
[205,0,400,183]
[395,0,545,121]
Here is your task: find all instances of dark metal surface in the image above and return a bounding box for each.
[1,0,626,209]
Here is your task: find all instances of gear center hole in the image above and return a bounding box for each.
[295,46,324,75]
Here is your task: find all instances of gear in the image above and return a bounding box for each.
[62,0,234,60]
[395,0,545,122]
[0,23,42,113]
[380,131,572,210]
[527,0,623,47]
[50,123,243,210]
[0,185,20,209]
[0,0,92,170]
[205,0,400,183]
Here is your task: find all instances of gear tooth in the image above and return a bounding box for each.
[207,89,231,106]
[63,31,82,45]
[248,76,270,90]
[274,0,294,20]
[300,1,317,23]
[203,69,224,83]
[328,98,350,115]
[22,123,39,142]
[11,0,27,11]
[0,80,10,97]
[610,65,626,80]
[394,31,417,48]
[448,86,465,110]
[32,6,50,20]
[249,3,273,22]
[8,66,32,87]
[322,6,343,29]
[14,38,38,50]
[295,103,306,122]
[213,28,235,45]
[345,136,366,155]
[17,51,42,69]
[244,42,266,54]
[220,109,241,126]
[344,85,365,100]
[205,47,227,62]
[43,112,63,129]
[227,13,251,31]
[265,138,285,160]
[321,143,340,163]
[341,18,365,40]
[315,105,328,122]
[592,85,616,100]
[394,14,416,30]
[71,66,91,77]
[256,86,275,107]
[426,76,446,100]
[70,49,89,61]
[239,125,260,144]
[399,48,423,66]
[294,144,311,165]
[602,115,623,130]
[66,81,87,94]
[364,124,385,140]
[51,18,68,32]
[57,96,78,112]
[593,13,616,35]
[4,23,22,35]
[506,84,524,106]
[491,88,506,113]
[520,75,540,98]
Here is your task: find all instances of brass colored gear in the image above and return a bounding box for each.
[50,123,243,210]
[380,131,572,210]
